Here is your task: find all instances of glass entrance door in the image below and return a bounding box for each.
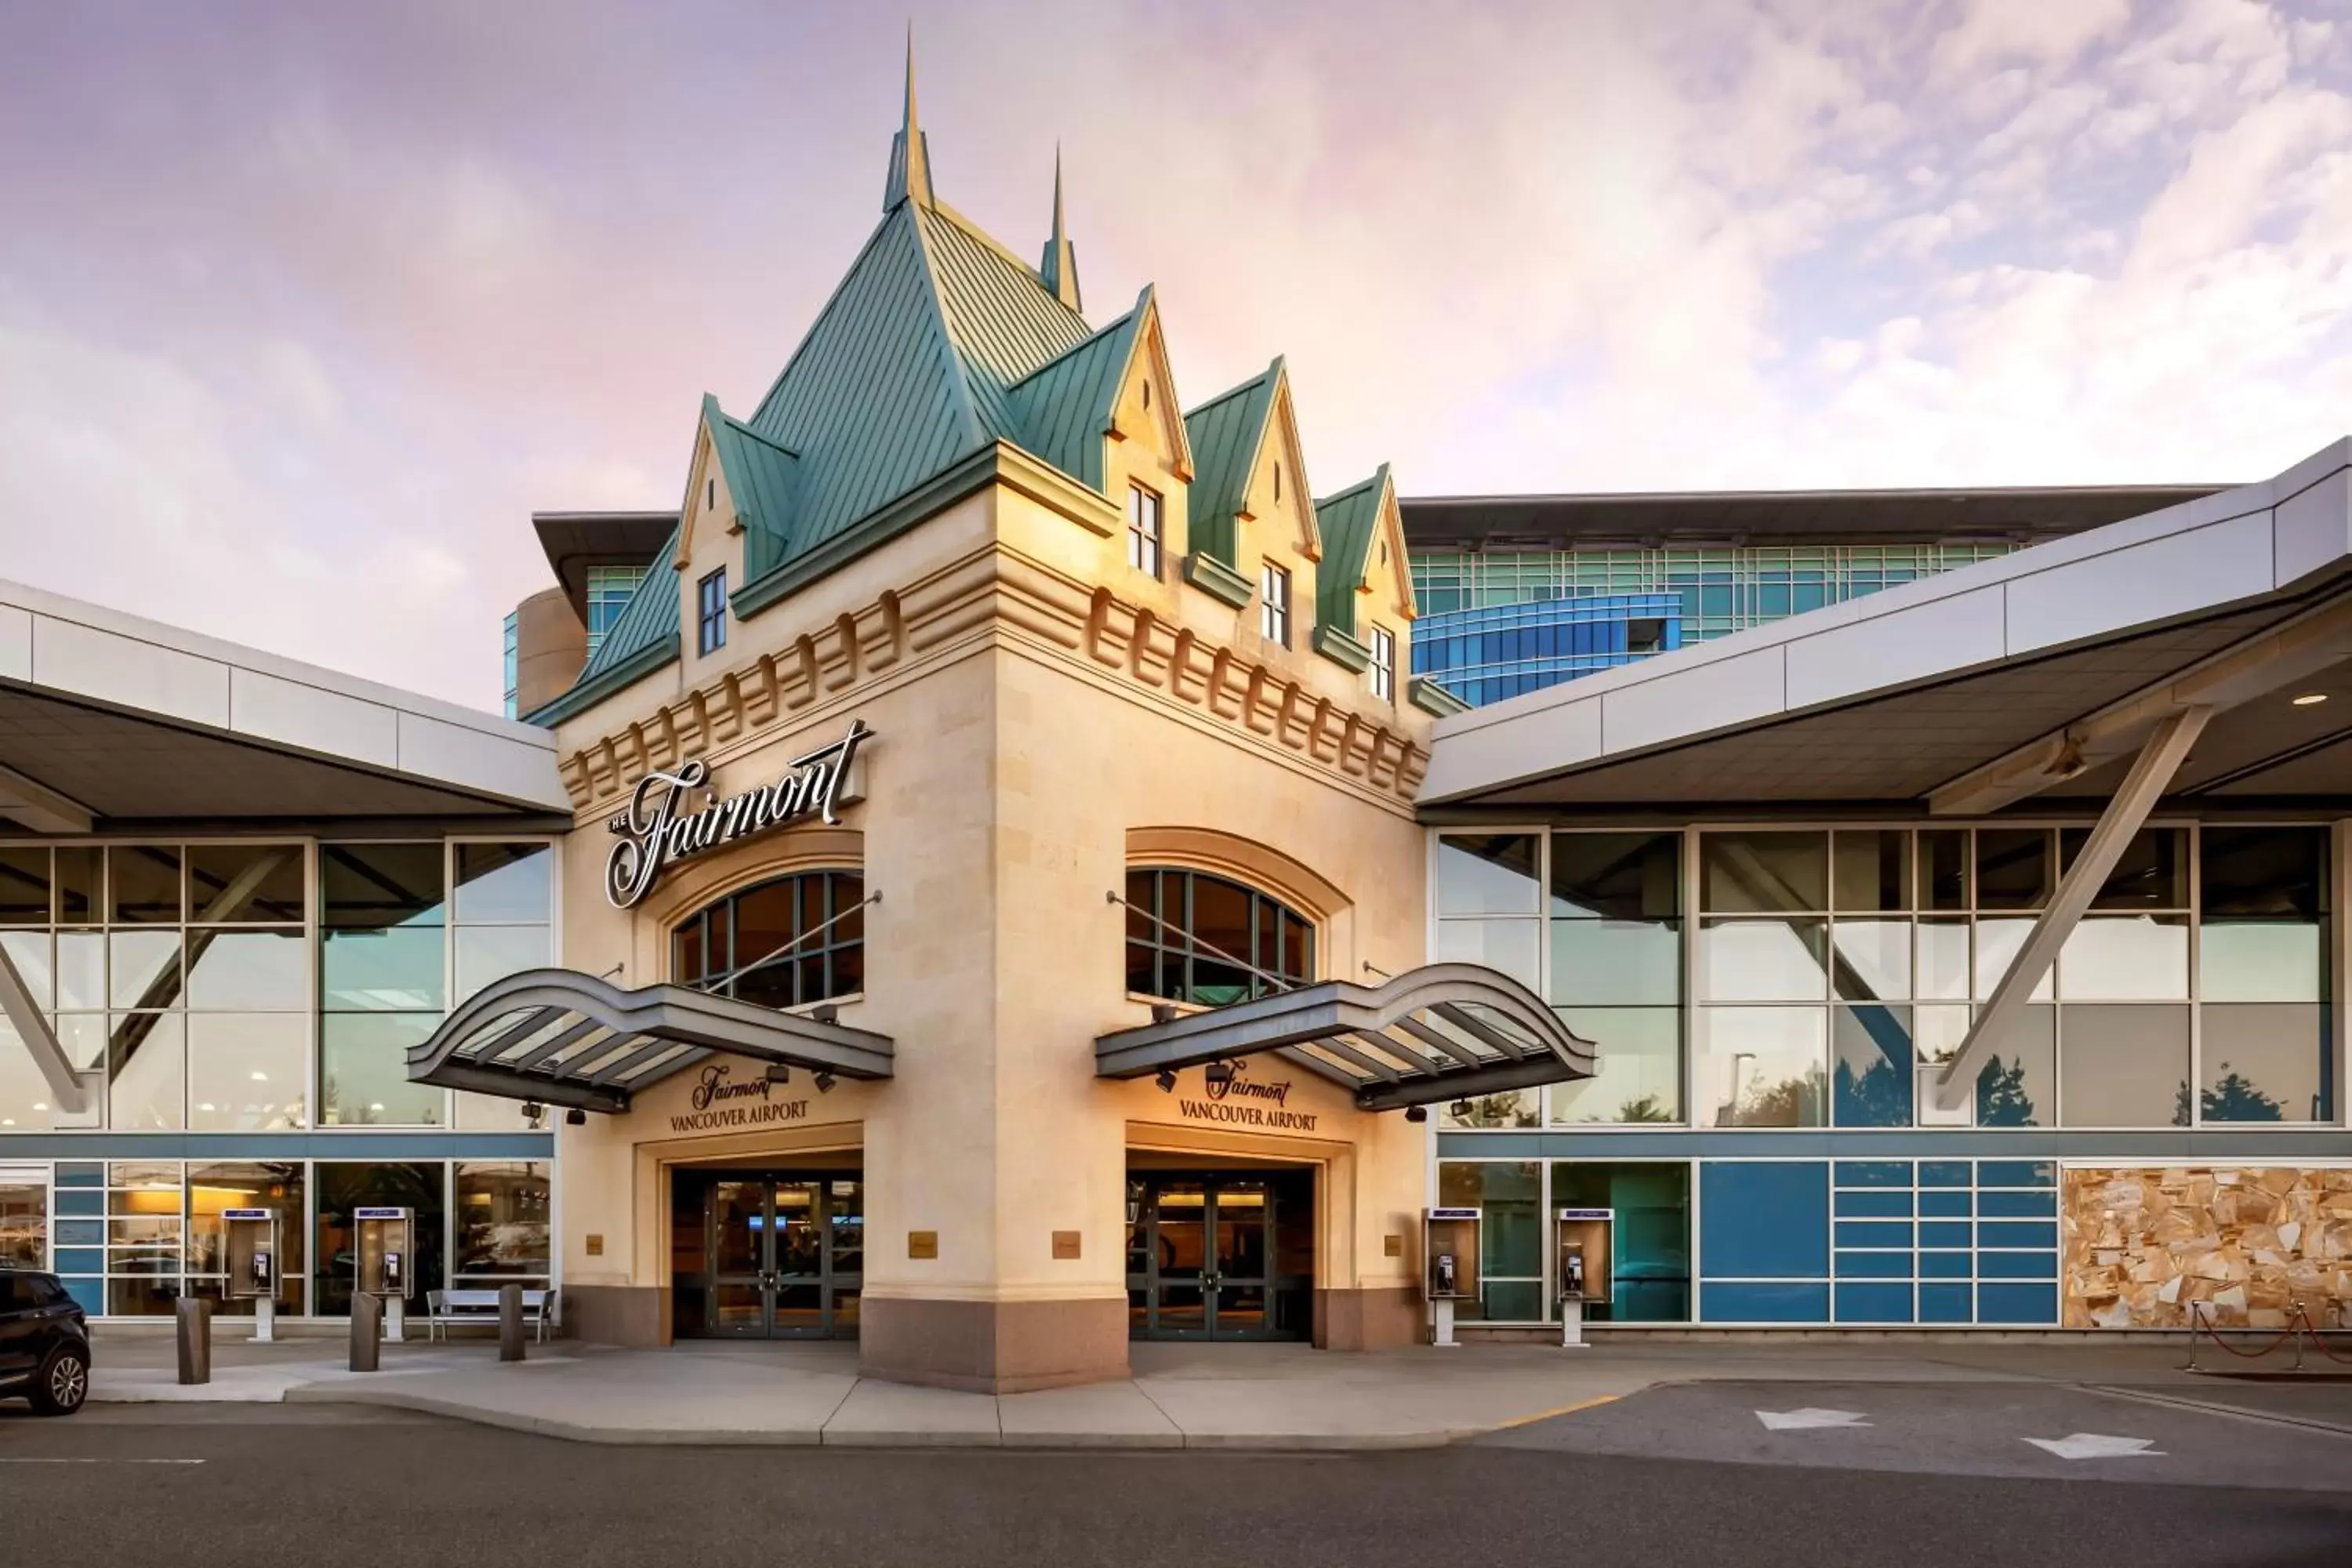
[684,1173,862,1339]
[1127,1171,1312,1341]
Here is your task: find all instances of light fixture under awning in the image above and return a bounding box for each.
[1094,963,1595,1112]
[408,968,893,1115]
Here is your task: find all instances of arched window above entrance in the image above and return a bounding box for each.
[673,869,864,1009]
[1124,868,1313,1007]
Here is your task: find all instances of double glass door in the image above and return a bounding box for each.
[1127,1171,1312,1341]
[696,1175,862,1338]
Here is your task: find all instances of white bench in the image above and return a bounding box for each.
[424,1287,557,1342]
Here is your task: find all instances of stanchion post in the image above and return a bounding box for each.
[499,1283,526,1363]
[350,1290,382,1373]
[175,1296,212,1386]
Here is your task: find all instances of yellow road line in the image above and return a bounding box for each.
[1485,1392,1622,1432]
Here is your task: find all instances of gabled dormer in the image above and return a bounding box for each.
[675,394,799,675]
[1181,361,1319,644]
[1008,285,1192,499]
[1311,463,1419,696]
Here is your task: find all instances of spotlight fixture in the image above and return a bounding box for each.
[1403,1105,1428,1123]
[565,1108,587,1127]
[767,1063,793,1084]
[1204,1060,1236,1091]
[2293,691,2329,706]
[814,1070,837,1094]
[1155,1068,1178,1093]
[521,1101,544,1121]
[1450,1099,1473,1118]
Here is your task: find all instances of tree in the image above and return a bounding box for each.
[1975,1055,2038,1126]
[1835,1057,1911,1127]
[2200,1065,2284,1123]
[1613,1093,1677,1124]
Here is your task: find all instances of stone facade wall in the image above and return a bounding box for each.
[2062,1166,2352,1329]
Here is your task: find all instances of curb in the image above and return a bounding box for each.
[2085,1384,2352,1440]
[280,1383,1479,1450]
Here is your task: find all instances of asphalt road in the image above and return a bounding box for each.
[2,1398,2347,1568]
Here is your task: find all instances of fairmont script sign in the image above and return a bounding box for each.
[604,720,873,908]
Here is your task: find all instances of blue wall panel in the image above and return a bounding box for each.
[1835,1283,1914,1323]
[1699,1161,1829,1278]
[1702,1282,1831,1323]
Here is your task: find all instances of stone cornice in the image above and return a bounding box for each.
[554,535,1431,818]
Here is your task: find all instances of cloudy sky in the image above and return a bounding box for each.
[2,1,2347,711]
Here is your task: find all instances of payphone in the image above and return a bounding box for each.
[1555,1207,1616,1349]
[355,1206,416,1343]
[221,1208,280,1343]
[1422,1207,1482,1348]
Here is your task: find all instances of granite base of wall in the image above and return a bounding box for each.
[1315,1285,1421,1349]
[565,1284,668,1347]
[2063,1166,2352,1330]
[859,1296,1128,1392]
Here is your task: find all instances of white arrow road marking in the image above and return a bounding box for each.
[1755,1407,1872,1431]
[2025,1433,2166,1460]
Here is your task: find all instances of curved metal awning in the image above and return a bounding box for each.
[1094,963,1595,1112]
[408,968,894,1115]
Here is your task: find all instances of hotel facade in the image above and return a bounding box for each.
[2,66,2345,1378]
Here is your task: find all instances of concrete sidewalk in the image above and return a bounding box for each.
[81,1329,2351,1450]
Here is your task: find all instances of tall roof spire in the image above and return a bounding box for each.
[1040,147,1082,314]
[883,24,935,212]
[1038,144,1081,313]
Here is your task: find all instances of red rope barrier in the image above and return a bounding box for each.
[2292,1303,2352,1366]
[2185,1302,2299,1360]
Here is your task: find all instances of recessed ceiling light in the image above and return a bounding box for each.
[249,1070,268,1081]
[2292,691,2328,706]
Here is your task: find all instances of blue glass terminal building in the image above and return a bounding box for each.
[1402,486,2216,706]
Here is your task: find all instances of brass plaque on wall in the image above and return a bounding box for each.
[586,1234,605,1258]
[1383,1233,1404,1258]
[908,1230,939,1260]
[1051,1230,1082,1260]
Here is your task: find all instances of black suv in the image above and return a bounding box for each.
[0,1269,89,1415]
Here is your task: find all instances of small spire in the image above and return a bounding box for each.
[1039,143,1081,312]
[883,24,935,212]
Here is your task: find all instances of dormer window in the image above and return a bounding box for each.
[1259,561,1291,647]
[697,568,728,656]
[1127,483,1163,579]
[1370,626,1396,702]
[1272,462,1283,504]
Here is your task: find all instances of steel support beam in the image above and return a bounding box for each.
[1929,590,2352,816]
[1931,707,2211,1111]
[0,938,88,1114]
[0,760,93,835]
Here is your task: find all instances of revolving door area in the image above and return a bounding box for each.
[1126,1169,1313,1341]
[672,1170,863,1339]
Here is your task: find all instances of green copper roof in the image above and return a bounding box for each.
[704,394,800,540]
[1312,464,1392,640]
[1006,288,1148,492]
[1181,360,1282,569]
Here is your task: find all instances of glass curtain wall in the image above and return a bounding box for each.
[1432,823,2337,1132]
[1410,543,2020,634]
[24,1160,549,1319]
[0,844,310,1131]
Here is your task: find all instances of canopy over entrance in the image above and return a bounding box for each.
[408,969,895,1115]
[1094,962,1595,1112]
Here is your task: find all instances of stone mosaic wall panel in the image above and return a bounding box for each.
[2062,1166,2352,1330]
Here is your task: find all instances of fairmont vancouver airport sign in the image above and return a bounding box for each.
[604,720,873,908]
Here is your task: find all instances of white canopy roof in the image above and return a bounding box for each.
[1421,439,2352,814]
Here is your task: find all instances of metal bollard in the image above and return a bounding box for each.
[175,1296,212,1386]
[498,1283,526,1363]
[349,1290,382,1373]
